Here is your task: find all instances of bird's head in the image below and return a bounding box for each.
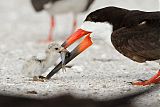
[47,42,68,66]
[86,6,128,22]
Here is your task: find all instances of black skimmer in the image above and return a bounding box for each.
[31,0,94,42]
[44,6,160,86]
[22,42,67,78]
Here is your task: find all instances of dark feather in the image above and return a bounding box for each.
[31,0,59,12]
[111,11,160,62]
[83,0,95,12]
[85,6,129,30]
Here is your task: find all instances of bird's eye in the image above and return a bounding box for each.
[55,48,58,50]
[86,16,92,21]
[91,15,97,20]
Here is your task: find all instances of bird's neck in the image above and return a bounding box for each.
[107,13,128,31]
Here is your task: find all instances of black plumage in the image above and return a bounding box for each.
[31,0,59,12]
[31,0,94,12]
[85,6,160,63]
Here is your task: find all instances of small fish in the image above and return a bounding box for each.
[60,49,69,72]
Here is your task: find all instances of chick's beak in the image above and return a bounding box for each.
[46,29,93,79]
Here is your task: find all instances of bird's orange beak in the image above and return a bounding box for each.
[62,29,92,48]
[46,29,93,79]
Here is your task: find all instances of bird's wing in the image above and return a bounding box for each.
[121,10,160,28]
[112,11,160,62]
[31,0,50,11]
[112,25,160,62]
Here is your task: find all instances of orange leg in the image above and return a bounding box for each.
[39,16,54,43]
[151,72,160,84]
[132,70,160,86]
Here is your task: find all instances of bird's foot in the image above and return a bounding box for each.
[131,80,153,86]
[33,76,47,82]
[131,70,160,86]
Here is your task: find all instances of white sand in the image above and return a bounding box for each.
[0,0,159,107]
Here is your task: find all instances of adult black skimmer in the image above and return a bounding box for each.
[31,0,94,42]
[44,6,160,86]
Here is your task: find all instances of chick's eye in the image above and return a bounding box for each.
[55,48,58,50]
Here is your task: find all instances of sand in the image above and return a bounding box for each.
[0,0,159,107]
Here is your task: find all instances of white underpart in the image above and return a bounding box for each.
[80,21,113,46]
[44,0,89,15]
[22,42,65,77]
[155,60,160,64]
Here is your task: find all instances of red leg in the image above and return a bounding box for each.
[73,19,77,31]
[48,16,54,41]
[39,16,54,43]
[132,70,160,86]
[71,15,77,33]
